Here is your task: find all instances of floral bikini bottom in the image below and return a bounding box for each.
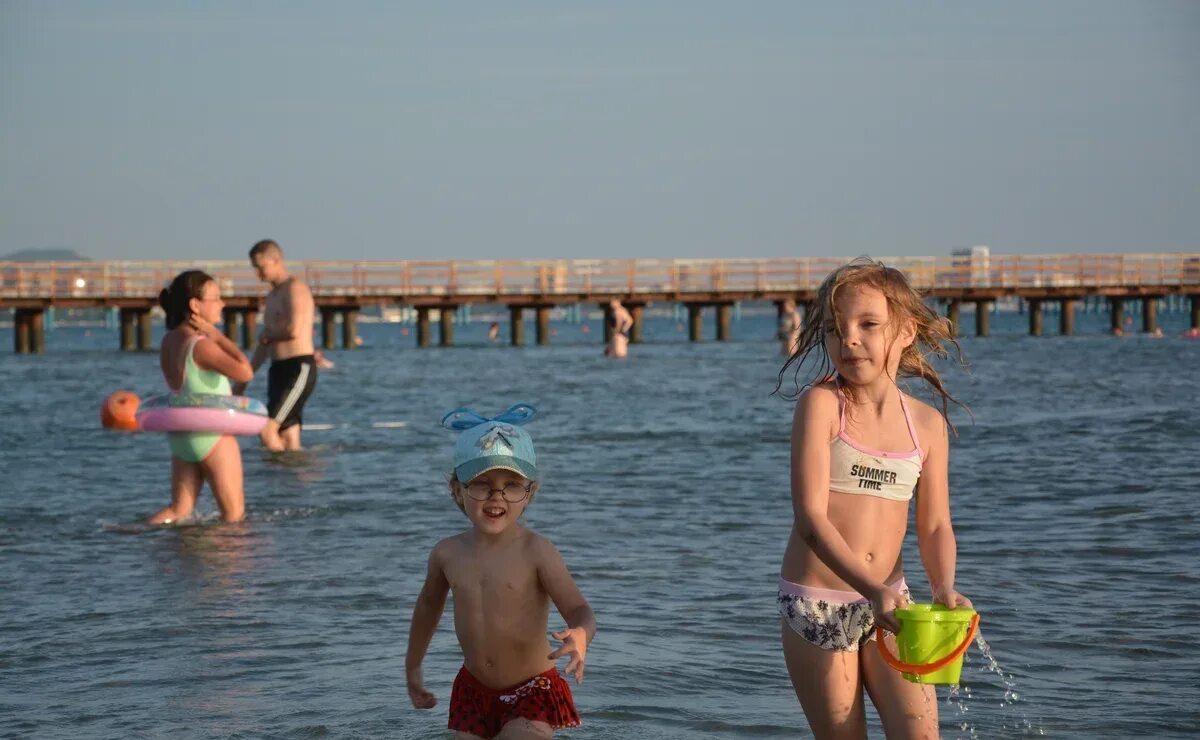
[777,577,911,652]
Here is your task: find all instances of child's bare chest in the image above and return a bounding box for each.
[448,557,541,604]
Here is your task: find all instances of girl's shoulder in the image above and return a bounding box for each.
[799,380,839,404]
[901,392,948,442]
[795,381,840,424]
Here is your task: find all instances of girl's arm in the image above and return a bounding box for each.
[537,537,595,683]
[790,388,893,599]
[915,418,971,608]
[189,317,254,383]
[406,544,450,708]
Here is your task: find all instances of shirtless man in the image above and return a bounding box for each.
[233,239,317,452]
[605,299,633,359]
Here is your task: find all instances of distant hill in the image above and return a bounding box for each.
[1,247,91,261]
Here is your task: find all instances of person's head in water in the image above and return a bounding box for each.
[159,270,221,330]
[778,257,966,427]
[249,239,287,284]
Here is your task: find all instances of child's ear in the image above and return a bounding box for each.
[897,317,917,349]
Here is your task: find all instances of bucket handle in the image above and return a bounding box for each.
[875,613,980,675]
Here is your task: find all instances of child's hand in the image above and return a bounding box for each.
[870,584,909,635]
[933,586,973,610]
[407,669,437,709]
[549,627,588,684]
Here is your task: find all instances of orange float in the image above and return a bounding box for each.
[100,390,141,431]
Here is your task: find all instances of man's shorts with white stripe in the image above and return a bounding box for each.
[267,355,318,431]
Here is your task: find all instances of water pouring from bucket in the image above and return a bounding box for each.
[876,603,980,684]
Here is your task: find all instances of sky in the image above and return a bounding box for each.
[2,1,1198,261]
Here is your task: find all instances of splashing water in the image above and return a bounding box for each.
[944,630,1046,738]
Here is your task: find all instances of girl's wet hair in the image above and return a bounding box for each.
[776,257,968,431]
[158,270,214,330]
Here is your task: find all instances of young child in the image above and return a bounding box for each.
[406,405,596,739]
[775,258,971,738]
[148,270,253,524]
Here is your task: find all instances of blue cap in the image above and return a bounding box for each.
[441,404,538,482]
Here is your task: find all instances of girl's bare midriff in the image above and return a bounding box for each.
[780,490,909,592]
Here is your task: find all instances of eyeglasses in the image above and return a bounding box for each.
[463,480,533,503]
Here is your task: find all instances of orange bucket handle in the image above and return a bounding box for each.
[875,613,980,675]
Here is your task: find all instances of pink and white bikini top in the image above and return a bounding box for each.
[828,383,924,503]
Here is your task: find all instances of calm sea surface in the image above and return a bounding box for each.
[2,310,1197,739]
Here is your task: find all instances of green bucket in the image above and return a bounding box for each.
[876,603,979,685]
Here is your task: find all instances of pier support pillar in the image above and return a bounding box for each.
[946,301,961,336]
[1060,300,1075,336]
[342,309,358,350]
[687,304,704,342]
[416,308,431,347]
[13,310,29,353]
[1028,300,1043,336]
[241,309,258,349]
[13,309,44,354]
[716,303,733,342]
[602,304,614,344]
[974,301,991,337]
[222,308,241,344]
[510,306,525,347]
[536,306,551,346]
[30,310,44,354]
[440,306,456,346]
[137,309,153,350]
[119,308,137,351]
[1191,295,1200,330]
[1110,298,1125,334]
[321,308,337,350]
[1142,297,1159,334]
[629,304,644,343]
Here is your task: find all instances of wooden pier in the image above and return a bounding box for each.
[3,253,1199,353]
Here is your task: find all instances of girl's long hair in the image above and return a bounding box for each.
[776,257,968,430]
[158,270,214,330]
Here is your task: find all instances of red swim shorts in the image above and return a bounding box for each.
[448,665,581,738]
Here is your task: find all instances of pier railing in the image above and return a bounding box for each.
[2,253,1198,300]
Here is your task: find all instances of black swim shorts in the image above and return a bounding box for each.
[267,355,318,431]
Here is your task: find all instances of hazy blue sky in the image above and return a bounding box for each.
[2,1,1197,261]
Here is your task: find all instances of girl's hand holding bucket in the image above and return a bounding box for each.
[870,583,910,634]
[932,585,973,610]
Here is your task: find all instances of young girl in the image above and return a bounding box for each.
[148,270,254,524]
[776,258,971,738]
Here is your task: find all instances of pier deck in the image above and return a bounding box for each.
[4,253,1198,352]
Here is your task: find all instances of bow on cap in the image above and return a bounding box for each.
[441,403,537,431]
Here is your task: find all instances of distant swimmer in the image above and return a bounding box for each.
[149,270,253,524]
[605,298,633,358]
[778,298,802,355]
[233,239,318,452]
[488,322,500,342]
[406,405,596,737]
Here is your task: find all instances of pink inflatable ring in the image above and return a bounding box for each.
[136,393,269,435]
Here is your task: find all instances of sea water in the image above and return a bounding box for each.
[1,311,1197,738]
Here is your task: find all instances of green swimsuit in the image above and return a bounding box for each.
[167,336,232,463]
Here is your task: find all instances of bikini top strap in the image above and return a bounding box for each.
[834,377,847,434]
[898,390,922,452]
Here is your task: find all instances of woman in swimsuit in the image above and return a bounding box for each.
[776,258,972,738]
[148,270,254,524]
